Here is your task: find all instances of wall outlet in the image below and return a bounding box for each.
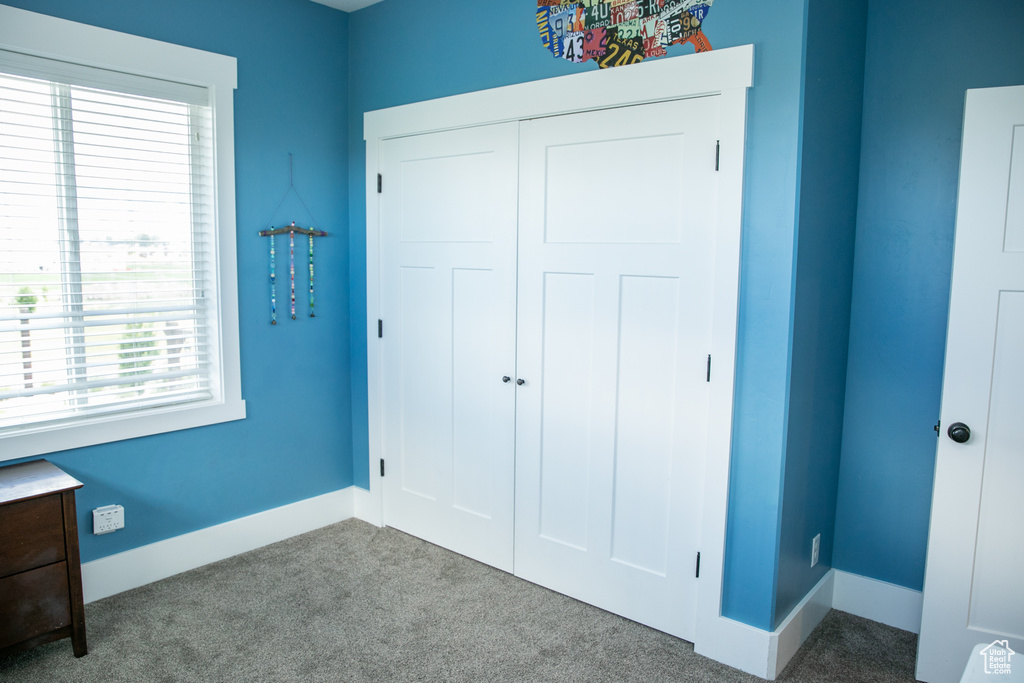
[811,533,821,568]
[93,505,125,535]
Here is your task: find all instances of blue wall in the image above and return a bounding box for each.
[710,0,808,633]
[773,0,866,628]
[9,0,1018,636]
[833,0,1024,591]
[347,0,809,632]
[1,0,353,563]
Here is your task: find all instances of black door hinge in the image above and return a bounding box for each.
[380,458,385,477]
[706,354,712,382]
[695,552,701,578]
[378,319,383,338]
[934,420,941,437]
[377,173,383,193]
[715,141,720,171]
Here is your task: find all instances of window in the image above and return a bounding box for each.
[0,7,243,461]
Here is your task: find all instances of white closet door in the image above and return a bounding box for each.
[513,97,721,641]
[378,123,519,572]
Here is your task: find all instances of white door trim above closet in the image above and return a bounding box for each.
[362,44,753,674]
[363,45,753,143]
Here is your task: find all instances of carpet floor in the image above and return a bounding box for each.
[0,520,918,682]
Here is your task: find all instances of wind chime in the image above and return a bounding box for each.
[258,155,328,324]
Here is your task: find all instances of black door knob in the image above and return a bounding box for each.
[516,378,525,386]
[502,376,511,383]
[947,422,971,443]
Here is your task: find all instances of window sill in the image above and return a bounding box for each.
[0,399,246,463]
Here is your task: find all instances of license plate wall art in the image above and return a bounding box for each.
[538,0,715,68]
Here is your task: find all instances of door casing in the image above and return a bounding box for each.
[362,45,754,673]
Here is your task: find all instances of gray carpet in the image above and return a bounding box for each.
[0,520,918,682]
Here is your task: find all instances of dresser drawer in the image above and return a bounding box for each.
[0,562,72,650]
[0,495,66,579]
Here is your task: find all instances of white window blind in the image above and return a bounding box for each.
[0,53,218,434]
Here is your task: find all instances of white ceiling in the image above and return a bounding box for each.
[309,0,385,11]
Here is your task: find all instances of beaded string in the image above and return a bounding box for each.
[289,230,297,320]
[308,234,316,317]
[269,234,277,325]
[261,156,329,325]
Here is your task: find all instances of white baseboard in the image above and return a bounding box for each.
[697,568,922,679]
[81,488,354,603]
[352,482,382,526]
[694,611,777,679]
[695,570,834,679]
[832,570,923,634]
[769,570,835,677]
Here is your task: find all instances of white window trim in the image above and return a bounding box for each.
[0,5,244,461]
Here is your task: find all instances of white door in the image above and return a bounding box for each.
[917,86,1024,683]
[513,97,721,641]
[378,123,519,572]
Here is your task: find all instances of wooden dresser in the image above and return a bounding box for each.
[0,460,87,658]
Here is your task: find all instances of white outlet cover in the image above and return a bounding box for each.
[811,533,821,567]
[93,504,125,535]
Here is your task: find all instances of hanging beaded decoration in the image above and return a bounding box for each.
[289,230,297,320]
[257,156,329,324]
[308,234,316,317]
[259,223,327,322]
[269,234,277,325]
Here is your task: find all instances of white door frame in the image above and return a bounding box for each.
[360,44,754,674]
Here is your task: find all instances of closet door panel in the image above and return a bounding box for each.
[397,265,448,501]
[610,274,681,576]
[514,97,720,641]
[537,272,596,551]
[544,134,689,244]
[378,123,519,572]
